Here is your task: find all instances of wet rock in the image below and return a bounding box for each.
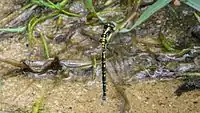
[175,78,200,96]
[54,34,68,44]
[190,26,200,40]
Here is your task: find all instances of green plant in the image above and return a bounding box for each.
[119,0,200,33]
[0,0,200,59]
[194,12,200,23]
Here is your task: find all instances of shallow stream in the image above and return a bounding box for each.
[1,1,200,113]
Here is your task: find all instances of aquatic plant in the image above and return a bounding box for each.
[194,12,200,23]
[1,0,200,34]
[119,0,200,33]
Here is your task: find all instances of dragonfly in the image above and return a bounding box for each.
[100,23,115,101]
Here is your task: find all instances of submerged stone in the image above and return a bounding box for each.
[175,78,200,96]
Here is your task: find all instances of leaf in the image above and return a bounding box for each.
[194,12,200,23]
[59,0,68,8]
[84,0,96,13]
[31,0,57,9]
[119,0,171,33]
[182,0,200,12]
[32,0,79,17]
[159,32,175,51]
[0,26,26,32]
[28,12,59,46]
[40,32,50,59]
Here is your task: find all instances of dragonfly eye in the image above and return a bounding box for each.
[108,23,115,31]
[104,23,115,31]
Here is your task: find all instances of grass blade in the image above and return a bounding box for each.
[194,12,200,23]
[119,0,171,33]
[32,94,45,113]
[40,32,50,59]
[31,0,79,17]
[182,0,200,12]
[0,26,26,33]
[84,0,96,13]
[59,0,69,8]
[28,12,59,46]
[159,32,175,51]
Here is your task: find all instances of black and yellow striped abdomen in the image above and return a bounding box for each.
[100,23,115,100]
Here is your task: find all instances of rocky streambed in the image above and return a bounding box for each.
[1,0,200,113]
